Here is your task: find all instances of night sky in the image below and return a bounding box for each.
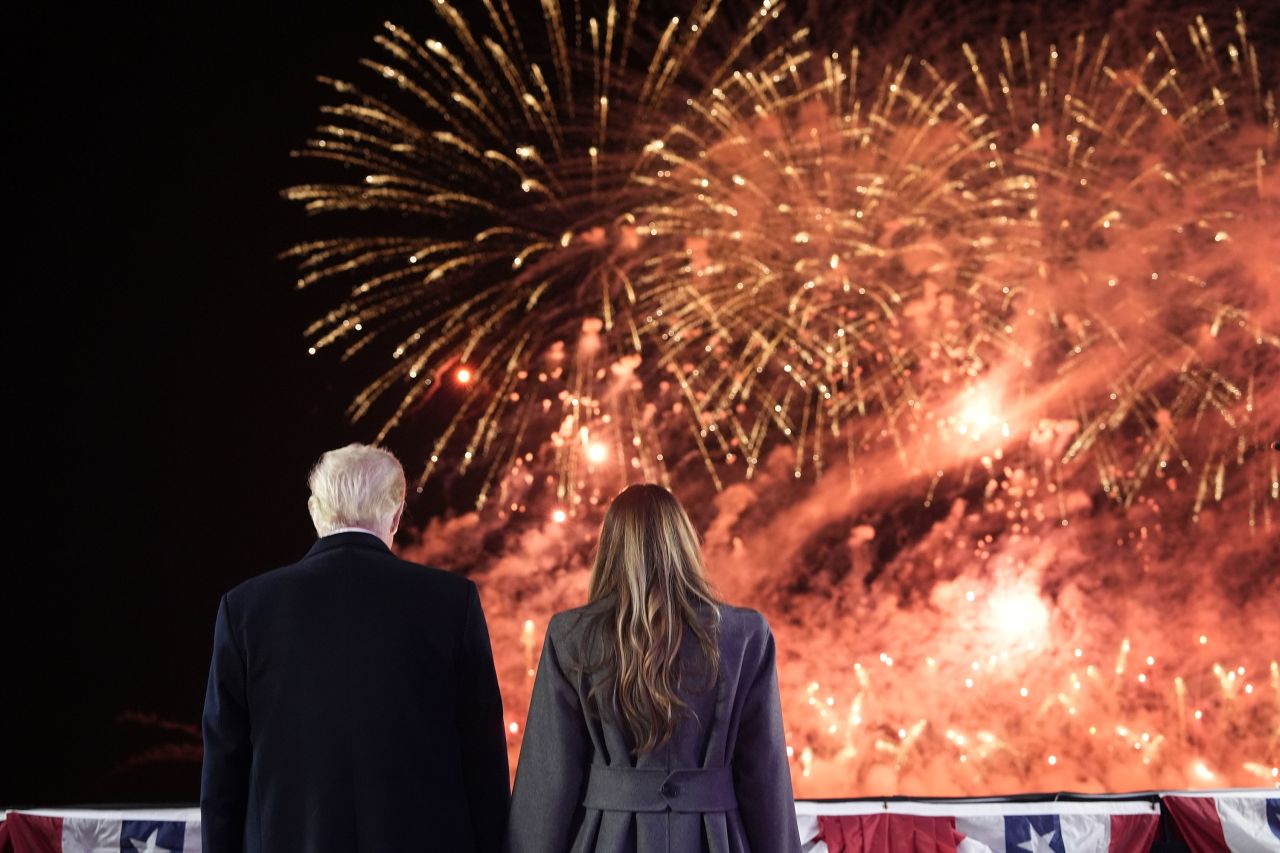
[10,1,447,804]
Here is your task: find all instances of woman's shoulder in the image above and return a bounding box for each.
[712,604,776,677]
[543,600,772,647]
[545,601,608,645]
[715,602,773,640]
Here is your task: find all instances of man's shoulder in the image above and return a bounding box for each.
[223,559,302,603]
[224,546,472,607]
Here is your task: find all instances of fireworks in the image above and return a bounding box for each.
[959,11,1279,515]
[287,1,1276,514]
[284,0,790,511]
[288,0,1280,796]
[630,44,1030,483]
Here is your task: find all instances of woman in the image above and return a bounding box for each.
[505,484,800,853]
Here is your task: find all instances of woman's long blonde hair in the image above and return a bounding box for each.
[581,484,721,755]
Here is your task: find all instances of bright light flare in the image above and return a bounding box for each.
[455,367,473,384]
[987,586,1050,642]
[587,442,608,464]
[957,389,1003,440]
[551,508,567,524]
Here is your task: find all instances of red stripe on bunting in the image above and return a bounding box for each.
[1,813,63,853]
[1109,812,1161,853]
[819,813,964,853]
[1162,797,1231,853]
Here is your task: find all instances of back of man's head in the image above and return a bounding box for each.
[307,443,406,539]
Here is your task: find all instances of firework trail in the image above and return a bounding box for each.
[286,0,1280,796]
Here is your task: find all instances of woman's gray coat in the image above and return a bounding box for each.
[505,603,801,853]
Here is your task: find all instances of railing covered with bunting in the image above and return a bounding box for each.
[1,790,1276,852]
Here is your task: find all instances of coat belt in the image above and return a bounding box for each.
[583,765,738,813]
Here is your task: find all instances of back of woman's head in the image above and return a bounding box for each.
[583,483,720,755]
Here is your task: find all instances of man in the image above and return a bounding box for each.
[201,444,509,853]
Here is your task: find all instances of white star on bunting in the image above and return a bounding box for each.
[1016,826,1057,853]
[127,828,172,853]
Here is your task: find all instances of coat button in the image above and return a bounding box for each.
[660,782,678,798]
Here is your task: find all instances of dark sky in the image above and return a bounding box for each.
[9,1,445,805]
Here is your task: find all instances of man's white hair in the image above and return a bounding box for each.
[307,443,406,536]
